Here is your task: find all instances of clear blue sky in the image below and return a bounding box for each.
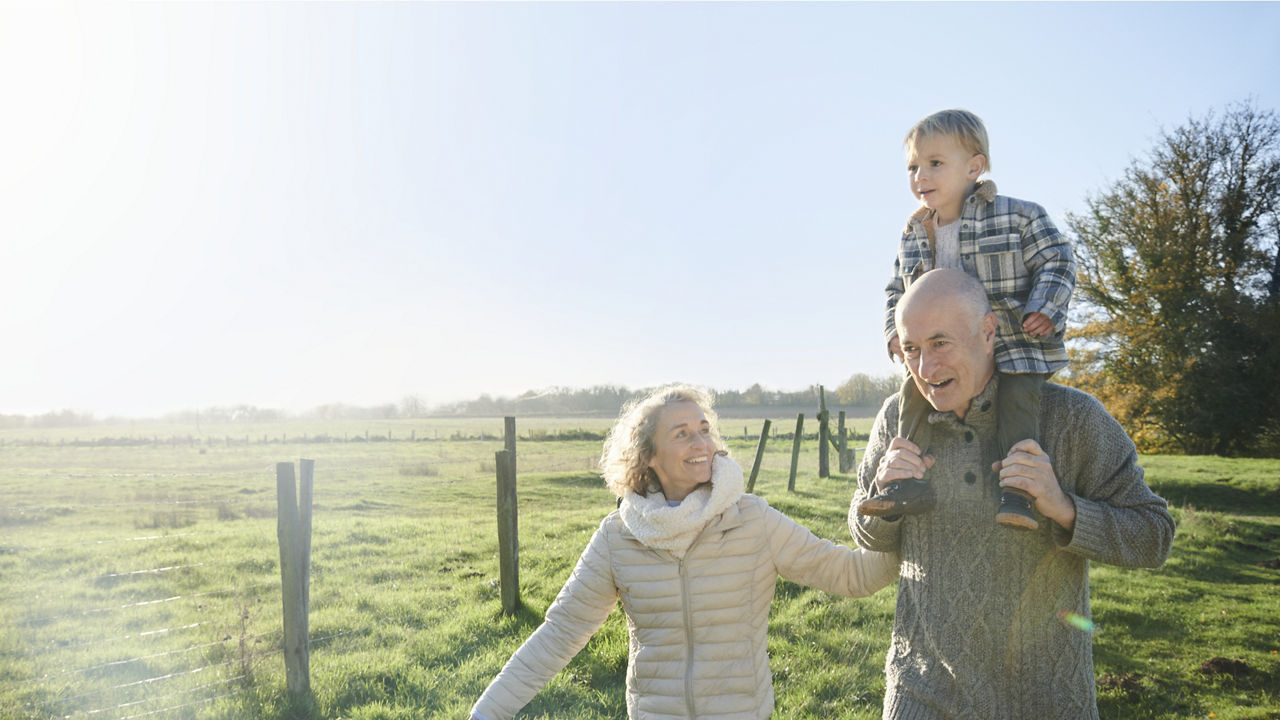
[3,1,1278,417]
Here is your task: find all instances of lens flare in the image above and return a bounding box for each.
[1057,609,1095,633]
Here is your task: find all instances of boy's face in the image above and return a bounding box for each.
[906,133,985,225]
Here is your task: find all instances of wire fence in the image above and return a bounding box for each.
[0,427,614,719]
[0,518,279,719]
[0,416,858,718]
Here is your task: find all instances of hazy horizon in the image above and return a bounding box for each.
[5,374,901,421]
[4,2,1277,418]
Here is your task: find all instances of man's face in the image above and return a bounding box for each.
[898,300,997,420]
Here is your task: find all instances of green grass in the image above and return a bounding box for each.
[1,422,1277,719]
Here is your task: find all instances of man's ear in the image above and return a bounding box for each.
[981,311,998,343]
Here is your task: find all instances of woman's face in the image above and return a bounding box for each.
[646,401,715,502]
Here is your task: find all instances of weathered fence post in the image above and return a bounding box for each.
[495,449,520,614]
[746,419,772,494]
[276,460,314,700]
[838,411,850,473]
[818,386,830,479]
[504,417,517,473]
[788,413,804,492]
[299,460,313,623]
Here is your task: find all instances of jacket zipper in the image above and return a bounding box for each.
[679,529,708,719]
[679,555,695,719]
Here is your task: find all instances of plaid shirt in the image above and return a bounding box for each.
[884,181,1076,374]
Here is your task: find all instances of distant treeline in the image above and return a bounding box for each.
[0,374,901,428]
[0,409,115,430]
[433,375,901,417]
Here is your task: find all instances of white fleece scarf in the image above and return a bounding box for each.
[618,454,744,559]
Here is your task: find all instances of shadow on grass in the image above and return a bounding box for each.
[536,472,608,489]
[1160,515,1280,585]
[1092,606,1187,650]
[1146,478,1280,516]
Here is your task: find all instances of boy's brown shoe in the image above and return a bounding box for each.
[996,488,1039,530]
[857,478,936,519]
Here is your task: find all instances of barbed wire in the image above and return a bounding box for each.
[2,621,214,659]
[1,432,854,720]
[2,527,279,555]
[0,563,241,605]
[75,674,249,719]
[40,647,280,712]
[0,499,245,512]
[5,582,276,628]
[115,688,249,720]
[33,630,278,682]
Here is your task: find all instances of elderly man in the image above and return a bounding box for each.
[850,269,1175,720]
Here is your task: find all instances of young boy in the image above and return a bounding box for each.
[858,108,1076,530]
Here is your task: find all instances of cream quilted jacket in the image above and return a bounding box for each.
[472,485,899,719]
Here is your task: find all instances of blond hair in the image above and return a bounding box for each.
[599,384,725,497]
[905,108,991,173]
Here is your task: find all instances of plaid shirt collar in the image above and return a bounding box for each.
[907,179,999,227]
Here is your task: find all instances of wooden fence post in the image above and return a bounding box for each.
[838,411,849,473]
[495,449,520,614]
[299,460,313,624]
[746,419,771,494]
[818,386,830,479]
[276,460,313,700]
[504,417,517,474]
[788,413,804,492]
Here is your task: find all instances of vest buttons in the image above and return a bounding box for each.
[964,471,977,484]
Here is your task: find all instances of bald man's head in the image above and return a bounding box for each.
[895,269,998,420]
[896,269,991,335]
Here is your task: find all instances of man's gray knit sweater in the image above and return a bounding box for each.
[850,376,1174,720]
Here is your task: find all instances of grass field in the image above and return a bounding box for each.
[1,418,1277,719]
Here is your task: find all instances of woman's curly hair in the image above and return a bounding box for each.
[599,384,725,498]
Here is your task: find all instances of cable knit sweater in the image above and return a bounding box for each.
[849,376,1175,720]
[473,455,899,720]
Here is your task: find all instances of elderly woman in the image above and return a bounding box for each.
[470,385,898,720]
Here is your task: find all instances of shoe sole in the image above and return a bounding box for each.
[858,500,900,517]
[996,511,1039,530]
[858,499,935,517]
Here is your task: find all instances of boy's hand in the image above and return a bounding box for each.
[1022,311,1053,336]
[888,335,904,362]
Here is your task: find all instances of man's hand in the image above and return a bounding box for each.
[1021,311,1054,337]
[875,437,935,491]
[993,439,1075,529]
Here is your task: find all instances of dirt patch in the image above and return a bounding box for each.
[1257,558,1280,569]
[1098,673,1144,698]
[1198,657,1250,680]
